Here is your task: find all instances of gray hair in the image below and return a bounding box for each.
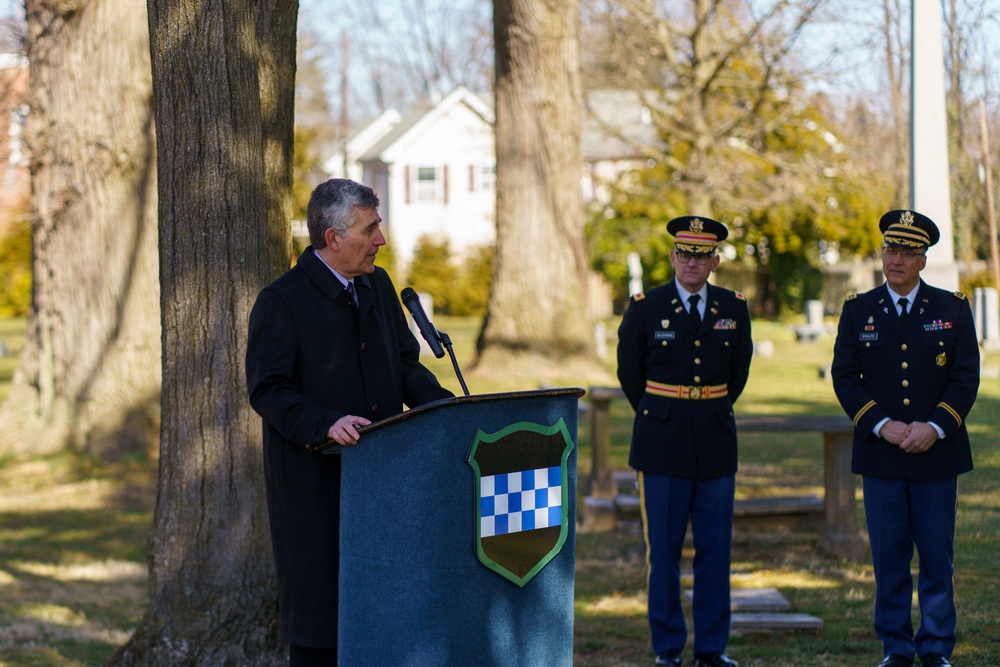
[306,179,381,248]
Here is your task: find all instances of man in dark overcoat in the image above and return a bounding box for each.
[832,209,980,667]
[617,216,753,667]
[246,179,453,666]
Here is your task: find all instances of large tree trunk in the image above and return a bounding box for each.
[0,0,160,456]
[111,0,296,663]
[477,0,608,383]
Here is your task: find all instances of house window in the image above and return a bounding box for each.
[416,166,437,201]
[480,164,496,190]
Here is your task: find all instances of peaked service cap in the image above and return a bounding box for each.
[879,209,940,248]
[667,216,728,255]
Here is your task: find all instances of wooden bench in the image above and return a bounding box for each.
[613,492,824,530]
[583,387,867,559]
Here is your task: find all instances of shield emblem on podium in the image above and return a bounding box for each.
[467,419,573,587]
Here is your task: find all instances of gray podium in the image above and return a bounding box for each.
[334,388,584,667]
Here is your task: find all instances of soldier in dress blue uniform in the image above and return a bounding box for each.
[617,216,753,667]
[831,210,980,667]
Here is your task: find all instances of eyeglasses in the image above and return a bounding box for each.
[882,247,926,260]
[675,251,714,265]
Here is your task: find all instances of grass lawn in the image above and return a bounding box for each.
[1,315,998,665]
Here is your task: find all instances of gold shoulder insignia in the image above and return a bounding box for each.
[846,293,858,301]
[633,292,646,301]
[735,291,746,301]
[953,291,967,301]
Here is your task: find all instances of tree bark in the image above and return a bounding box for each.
[477,0,607,382]
[0,0,160,456]
[110,0,296,663]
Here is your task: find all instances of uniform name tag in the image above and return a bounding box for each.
[859,332,878,341]
[654,331,676,341]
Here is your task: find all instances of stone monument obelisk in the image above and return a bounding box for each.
[911,0,959,290]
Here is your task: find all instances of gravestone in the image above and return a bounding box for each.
[794,300,825,342]
[594,320,607,359]
[409,291,435,355]
[973,287,1000,350]
[627,251,643,296]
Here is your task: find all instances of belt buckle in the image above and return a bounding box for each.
[687,385,703,400]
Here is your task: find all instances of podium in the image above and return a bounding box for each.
[332,388,584,667]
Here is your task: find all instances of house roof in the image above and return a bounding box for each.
[358,86,495,164]
[337,87,665,168]
[581,89,663,161]
[322,108,402,175]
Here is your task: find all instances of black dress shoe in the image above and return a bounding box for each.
[694,653,738,667]
[654,649,682,666]
[878,655,915,667]
[920,654,952,667]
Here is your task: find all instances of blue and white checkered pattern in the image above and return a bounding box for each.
[479,466,562,538]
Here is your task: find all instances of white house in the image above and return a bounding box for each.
[346,87,497,267]
[325,87,657,269]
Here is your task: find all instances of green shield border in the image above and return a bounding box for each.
[466,418,573,587]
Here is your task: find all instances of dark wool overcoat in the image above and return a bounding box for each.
[832,280,979,480]
[246,247,452,647]
[617,280,753,479]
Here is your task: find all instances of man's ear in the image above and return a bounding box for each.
[325,227,339,248]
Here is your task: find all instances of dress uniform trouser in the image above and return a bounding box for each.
[863,476,958,659]
[640,472,735,656]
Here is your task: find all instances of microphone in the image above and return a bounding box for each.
[400,288,445,358]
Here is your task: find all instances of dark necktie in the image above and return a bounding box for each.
[346,281,357,306]
[898,297,908,324]
[688,294,702,328]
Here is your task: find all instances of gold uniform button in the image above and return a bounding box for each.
[694,358,702,365]
[902,362,908,369]
[902,380,909,387]
[939,341,944,346]
[866,342,871,347]
[662,341,668,346]
[903,398,911,406]
[694,376,701,383]
[695,340,702,347]
[901,343,908,351]
[643,409,649,415]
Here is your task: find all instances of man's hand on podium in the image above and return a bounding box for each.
[326,415,372,446]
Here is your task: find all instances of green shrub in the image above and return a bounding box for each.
[407,234,456,314]
[449,244,493,317]
[0,216,31,318]
[406,236,493,317]
[960,269,996,296]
